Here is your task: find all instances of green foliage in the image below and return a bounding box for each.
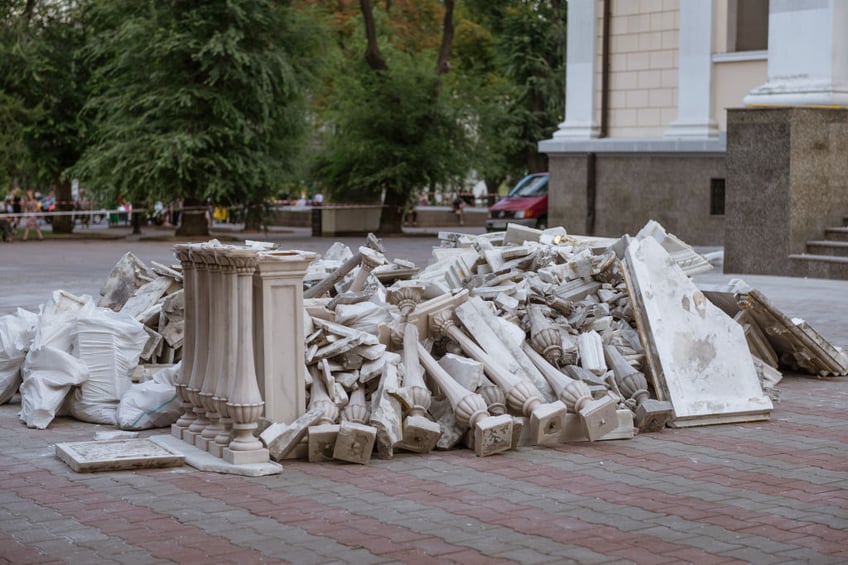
[0,0,88,191]
[74,0,322,212]
[312,31,470,204]
[458,0,566,182]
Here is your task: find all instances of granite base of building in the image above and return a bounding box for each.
[725,107,848,279]
[545,146,726,246]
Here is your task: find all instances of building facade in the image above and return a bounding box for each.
[539,0,848,250]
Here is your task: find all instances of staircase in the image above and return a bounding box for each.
[788,216,848,279]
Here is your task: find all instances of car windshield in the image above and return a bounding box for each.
[510,175,548,198]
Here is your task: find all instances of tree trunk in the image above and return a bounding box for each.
[131,199,144,235]
[379,188,404,234]
[51,178,74,234]
[175,198,209,237]
[244,200,264,232]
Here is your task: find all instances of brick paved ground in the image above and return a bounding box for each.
[1,374,845,564]
[1,228,846,564]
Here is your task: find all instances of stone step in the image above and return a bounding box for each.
[824,226,848,241]
[806,240,848,257]
[787,253,848,280]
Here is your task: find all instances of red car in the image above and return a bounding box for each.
[486,173,549,231]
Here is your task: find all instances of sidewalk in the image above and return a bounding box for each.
[1,231,846,564]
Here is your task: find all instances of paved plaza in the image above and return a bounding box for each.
[0,226,846,564]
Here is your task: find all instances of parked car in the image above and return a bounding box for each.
[485,173,549,232]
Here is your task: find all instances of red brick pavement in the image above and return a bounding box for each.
[1,374,846,564]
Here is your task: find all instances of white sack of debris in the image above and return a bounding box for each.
[0,308,38,405]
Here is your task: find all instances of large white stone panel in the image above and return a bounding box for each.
[623,237,772,426]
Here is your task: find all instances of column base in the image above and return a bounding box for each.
[182,429,200,445]
[223,447,270,465]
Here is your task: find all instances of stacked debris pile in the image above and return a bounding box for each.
[3,222,846,465]
[0,251,185,429]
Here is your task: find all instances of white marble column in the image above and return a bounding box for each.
[745,0,848,107]
[171,245,197,438]
[197,253,224,451]
[183,247,212,444]
[252,250,317,424]
[551,0,600,139]
[665,0,719,138]
[224,249,269,465]
[211,248,239,458]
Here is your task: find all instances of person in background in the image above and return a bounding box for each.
[75,188,91,228]
[451,192,466,226]
[21,190,43,241]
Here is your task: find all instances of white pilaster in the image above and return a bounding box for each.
[253,250,317,424]
[745,0,848,107]
[552,0,599,140]
[665,0,719,138]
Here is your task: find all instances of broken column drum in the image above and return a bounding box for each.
[414,336,513,457]
[522,342,618,441]
[604,344,672,433]
[349,246,386,293]
[171,245,197,436]
[429,309,567,445]
[387,284,441,454]
[303,233,383,299]
[527,305,564,366]
[223,250,269,464]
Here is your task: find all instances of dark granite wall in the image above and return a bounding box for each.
[725,108,848,275]
[548,153,726,245]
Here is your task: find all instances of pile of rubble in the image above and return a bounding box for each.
[2,221,846,467]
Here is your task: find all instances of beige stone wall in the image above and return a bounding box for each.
[712,59,767,131]
[597,0,679,138]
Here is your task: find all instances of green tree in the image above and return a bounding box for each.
[310,0,469,233]
[75,0,321,235]
[0,0,89,233]
[458,0,566,191]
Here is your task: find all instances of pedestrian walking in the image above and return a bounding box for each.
[22,190,44,241]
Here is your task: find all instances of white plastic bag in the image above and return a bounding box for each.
[0,308,38,405]
[65,306,148,425]
[116,364,182,430]
[19,292,94,428]
[19,346,90,429]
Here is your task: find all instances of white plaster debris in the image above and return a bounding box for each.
[2,220,840,471]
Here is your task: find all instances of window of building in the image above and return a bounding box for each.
[727,0,769,52]
[710,178,726,216]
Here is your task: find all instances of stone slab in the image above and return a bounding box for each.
[623,237,772,426]
[55,438,184,473]
[150,435,282,476]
